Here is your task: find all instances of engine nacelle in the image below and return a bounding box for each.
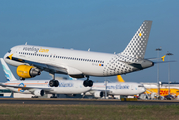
[33,89,44,96]
[94,91,103,98]
[16,65,41,78]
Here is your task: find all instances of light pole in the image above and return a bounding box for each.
[156,48,162,97]
[104,79,108,99]
[166,52,173,95]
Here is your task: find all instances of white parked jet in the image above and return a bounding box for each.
[84,82,146,98]
[4,20,154,87]
[79,75,146,98]
[0,58,91,97]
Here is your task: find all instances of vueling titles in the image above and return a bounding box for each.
[23,47,49,53]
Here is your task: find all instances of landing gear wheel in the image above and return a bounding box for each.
[49,80,59,87]
[83,80,93,87]
[54,80,59,87]
[88,80,93,87]
[50,94,57,98]
[49,80,54,87]
[31,96,38,98]
[83,80,88,87]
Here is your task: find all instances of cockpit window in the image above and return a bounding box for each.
[138,84,144,87]
[8,50,11,53]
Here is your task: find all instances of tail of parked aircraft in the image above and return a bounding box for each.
[161,55,166,61]
[0,58,17,81]
[121,20,152,59]
[117,75,125,82]
[69,76,77,80]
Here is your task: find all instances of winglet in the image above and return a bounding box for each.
[0,58,17,81]
[161,55,166,61]
[117,75,125,82]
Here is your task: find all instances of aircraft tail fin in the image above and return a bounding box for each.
[117,75,125,82]
[161,55,166,61]
[121,20,152,59]
[69,76,77,80]
[0,58,17,81]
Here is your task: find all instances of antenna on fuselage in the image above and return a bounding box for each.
[88,48,90,51]
[25,42,27,45]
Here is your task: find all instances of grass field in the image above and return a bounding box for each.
[0,104,179,120]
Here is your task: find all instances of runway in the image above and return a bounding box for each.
[0,98,179,105]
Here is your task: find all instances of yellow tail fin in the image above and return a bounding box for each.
[117,75,125,82]
[161,55,166,61]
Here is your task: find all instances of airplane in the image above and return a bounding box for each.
[143,83,179,97]
[0,58,91,98]
[70,75,146,98]
[116,74,179,98]
[4,20,154,87]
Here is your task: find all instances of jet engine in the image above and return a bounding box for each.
[33,89,44,96]
[94,91,103,98]
[16,65,41,78]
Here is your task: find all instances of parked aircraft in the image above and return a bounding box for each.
[70,76,146,98]
[4,20,153,87]
[0,58,91,98]
[116,75,179,98]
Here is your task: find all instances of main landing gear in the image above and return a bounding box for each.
[50,94,57,98]
[49,80,59,87]
[49,73,59,87]
[83,76,93,87]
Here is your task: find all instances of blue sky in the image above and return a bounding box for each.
[0,0,178,83]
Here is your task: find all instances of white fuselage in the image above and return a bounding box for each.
[3,80,91,94]
[88,82,146,95]
[4,21,154,78]
[4,45,153,77]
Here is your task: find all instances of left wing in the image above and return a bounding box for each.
[10,56,68,74]
[0,83,53,92]
[8,56,84,77]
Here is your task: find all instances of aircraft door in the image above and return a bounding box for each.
[131,85,134,90]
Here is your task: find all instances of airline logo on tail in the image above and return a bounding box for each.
[69,76,77,80]
[121,20,152,59]
[0,58,17,81]
[161,55,166,61]
[2,64,12,81]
